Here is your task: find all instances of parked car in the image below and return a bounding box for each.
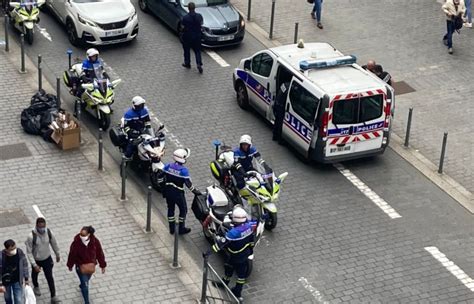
[45,0,139,46]
[139,0,245,47]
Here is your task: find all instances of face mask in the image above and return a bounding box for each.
[8,249,17,256]
[80,235,89,242]
[37,227,46,234]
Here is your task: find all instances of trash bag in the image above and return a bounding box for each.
[21,108,42,135]
[25,285,37,304]
[30,90,59,108]
[40,108,59,130]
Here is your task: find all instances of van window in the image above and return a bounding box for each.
[332,95,383,124]
[289,81,319,124]
[251,53,273,78]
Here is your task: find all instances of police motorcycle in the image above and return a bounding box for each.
[210,141,288,230]
[192,185,264,276]
[8,0,45,45]
[63,60,121,130]
[109,121,166,192]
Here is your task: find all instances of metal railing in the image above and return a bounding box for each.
[200,254,240,304]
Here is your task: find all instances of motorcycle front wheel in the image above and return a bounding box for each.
[98,112,111,130]
[25,28,33,45]
[264,211,278,231]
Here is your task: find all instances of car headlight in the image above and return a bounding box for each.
[240,18,245,29]
[129,10,137,22]
[201,26,210,34]
[78,14,97,27]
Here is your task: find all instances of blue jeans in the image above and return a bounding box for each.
[443,20,455,48]
[312,0,323,22]
[4,282,23,304]
[76,267,92,304]
[466,0,472,23]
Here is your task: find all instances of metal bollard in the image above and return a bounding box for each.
[199,254,210,304]
[4,14,9,52]
[98,128,103,171]
[438,132,448,174]
[74,100,81,121]
[213,139,221,160]
[269,0,276,39]
[247,0,252,21]
[171,223,180,268]
[38,54,42,91]
[404,107,413,147]
[293,22,299,44]
[19,33,26,73]
[145,186,152,232]
[67,49,73,69]
[120,157,127,200]
[56,77,61,108]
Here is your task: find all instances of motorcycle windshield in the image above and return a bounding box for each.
[96,79,108,97]
[254,160,274,193]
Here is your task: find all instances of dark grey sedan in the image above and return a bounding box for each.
[139,0,245,47]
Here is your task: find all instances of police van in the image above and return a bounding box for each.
[232,42,395,163]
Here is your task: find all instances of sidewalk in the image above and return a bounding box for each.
[0,36,200,303]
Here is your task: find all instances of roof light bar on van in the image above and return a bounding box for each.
[299,55,357,71]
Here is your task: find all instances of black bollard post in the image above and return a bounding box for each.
[4,14,9,52]
[269,0,276,39]
[74,100,81,121]
[67,49,73,69]
[438,132,448,174]
[98,128,103,171]
[213,139,221,160]
[293,22,299,44]
[171,222,180,268]
[56,77,61,108]
[145,186,152,232]
[404,108,413,147]
[200,254,209,304]
[120,157,127,200]
[19,33,25,73]
[247,0,252,21]
[38,54,42,91]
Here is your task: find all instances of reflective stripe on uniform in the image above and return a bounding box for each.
[168,216,175,223]
[166,183,184,191]
[226,242,252,254]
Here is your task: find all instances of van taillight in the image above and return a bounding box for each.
[319,111,328,137]
[383,100,391,129]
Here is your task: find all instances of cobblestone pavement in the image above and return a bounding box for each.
[231,0,474,194]
[5,2,474,303]
[0,44,195,303]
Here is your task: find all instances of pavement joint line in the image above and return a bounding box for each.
[425,246,474,292]
[333,163,402,219]
[298,277,329,304]
[32,204,45,218]
[35,24,52,42]
[205,50,230,67]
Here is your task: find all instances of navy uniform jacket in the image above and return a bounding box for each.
[123,107,151,134]
[233,146,261,173]
[82,58,104,80]
[212,222,255,263]
[181,12,203,43]
[163,162,196,199]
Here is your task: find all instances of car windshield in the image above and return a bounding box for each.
[182,0,227,7]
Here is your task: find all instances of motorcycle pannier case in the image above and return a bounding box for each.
[192,193,209,222]
[109,126,127,147]
[210,160,228,182]
[63,70,79,88]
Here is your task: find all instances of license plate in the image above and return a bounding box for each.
[217,35,234,42]
[105,29,124,37]
[330,145,351,154]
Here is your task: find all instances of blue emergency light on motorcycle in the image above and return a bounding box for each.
[299,55,357,71]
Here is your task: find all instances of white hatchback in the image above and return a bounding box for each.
[46,0,139,46]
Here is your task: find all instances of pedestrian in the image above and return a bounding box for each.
[373,65,393,86]
[66,226,106,304]
[180,2,204,73]
[310,0,323,29]
[442,0,466,54]
[163,148,201,235]
[362,60,383,74]
[272,82,290,142]
[464,0,472,27]
[25,217,62,303]
[0,239,29,304]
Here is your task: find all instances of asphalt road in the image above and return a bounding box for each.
[12,3,474,302]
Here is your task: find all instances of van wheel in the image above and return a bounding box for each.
[236,82,249,110]
[139,0,149,13]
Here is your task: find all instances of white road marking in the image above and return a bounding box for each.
[333,163,402,219]
[298,277,329,304]
[32,205,45,218]
[205,50,230,67]
[35,24,52,42]
[425,246,474,292]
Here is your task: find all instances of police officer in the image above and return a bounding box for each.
[82,48,108,83]
[163,148,201,234]
[272,82,290,142]
[180,2,204,73]
[122,96,154,159]
[212,207,254,301]
[373,65,393,86]
[233,135,270,190]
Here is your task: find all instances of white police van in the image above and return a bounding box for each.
[232,42,395,163]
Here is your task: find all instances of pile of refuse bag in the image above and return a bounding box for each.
[20,89,62,142]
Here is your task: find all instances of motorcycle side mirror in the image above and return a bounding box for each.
[81,83,94,91]
[111,79,121,88]
[277,172,288,182]
[9,2,21,8]
[246,180,260,189]
[37,0,46,6]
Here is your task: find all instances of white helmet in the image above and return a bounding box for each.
[232,206,248,223]
[173,148,190,164]
[239,134,252,146]
[86,48,99,58]
[132,96,146,110]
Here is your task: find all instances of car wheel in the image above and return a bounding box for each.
[66,20,80,47]
[139,0,149,13]
[236,81,249,110]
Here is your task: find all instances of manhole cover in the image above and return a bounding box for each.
[393,81,416,96]
[0,143,32,161]
[0,209,30,228]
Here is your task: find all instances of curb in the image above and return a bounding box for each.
[1,24,204,299]
[233,4,474,215]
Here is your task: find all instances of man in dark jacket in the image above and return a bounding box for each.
[181,2,204,73]
[0,239,29,304]
[272,82,290,142]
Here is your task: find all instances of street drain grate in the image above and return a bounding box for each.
[0,143,32,161]
[393,81,416,95]
[0,209,30,228]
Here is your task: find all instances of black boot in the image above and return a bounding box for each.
[169,222,175,235]
[178,222,191,235]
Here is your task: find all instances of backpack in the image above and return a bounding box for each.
[32,229,52,256]
[454,15,463,30]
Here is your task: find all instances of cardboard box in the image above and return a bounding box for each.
[49,112,81,150]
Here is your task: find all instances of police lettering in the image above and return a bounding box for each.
[285,113,312,140]
[355,122,383,133]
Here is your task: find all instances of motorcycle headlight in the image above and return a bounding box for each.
[78,14,97,27]
[129,10,137,22]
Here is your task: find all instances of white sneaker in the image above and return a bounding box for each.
[464,22,472,28]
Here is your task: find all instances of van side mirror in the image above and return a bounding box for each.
[244,59,251,70]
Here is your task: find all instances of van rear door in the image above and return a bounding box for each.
[326,90,386,158]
